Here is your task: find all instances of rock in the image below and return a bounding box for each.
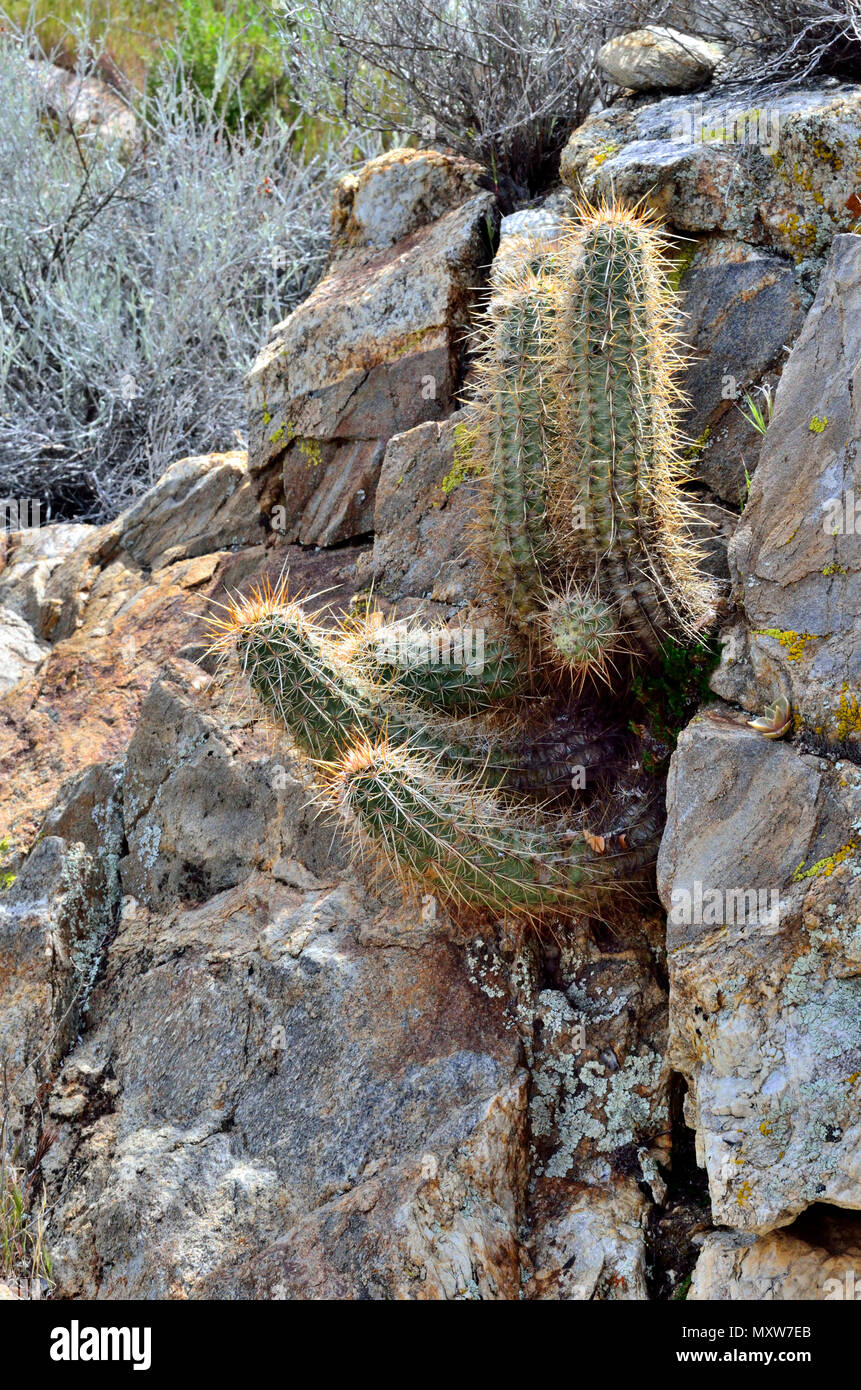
[711,234,861,733]
[0,605,49,694]
[560,83,861,266]
[29,676,527,1298]
[27,59,137,146]
[514,914,670,1300]
[116,450,265,571]
[330,148,487,257]
[120,677,348,910]
[355,411,486,611]
[597,27,723,93]
[690,1214,861,1299]
[0,523,95,639]
[679,238,805,504]
[658,716,861,1233]
[0,816,120,1136]
[524,1182,651,1299]
[246,151,498,547]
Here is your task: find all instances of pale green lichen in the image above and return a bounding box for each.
[441,422,482,496]
[532,1044,665,1178]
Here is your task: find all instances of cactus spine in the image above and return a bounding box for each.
[327,737,645,921]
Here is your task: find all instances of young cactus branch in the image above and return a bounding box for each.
[324,735,652,922]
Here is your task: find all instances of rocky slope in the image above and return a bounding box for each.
[2,53,861,1299]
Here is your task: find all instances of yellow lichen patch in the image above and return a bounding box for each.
[441,421,482,496]
[759,1121,773,1136]
[822,562,847,576]
[792,840,857,883]
[591,141,619,168]
[836,686,861,740]
[754,628,827,662]
[736,1180,752,1206]
[809,416,828,433]
[297,437,323,468]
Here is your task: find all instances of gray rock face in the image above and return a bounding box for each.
[116,451,265,570]
[657,234,861,1244]
[659,717,861,1233]
[560,84,861,265]
[711,234,861,734]
[42,868,528,1299]
[679,238,805,504]
[0,765,122,1135]
[597,27,723,93]
[355,411,485,611]
[246,149,498,547]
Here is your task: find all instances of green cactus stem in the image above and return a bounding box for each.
[549,201,716,659]
[209,582,622,791]
[326,736,652,921]
[345,618,528,714]
[472,253,559,640]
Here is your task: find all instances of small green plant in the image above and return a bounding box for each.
[0,1110,54,1295]
[631,638,721,749]
[149,0,293,132]
[737,384,774,436]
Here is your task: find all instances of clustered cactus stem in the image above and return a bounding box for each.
[322,736,650,924]
[548,200,716,660]
[212,199,716,924]
[208,580,625,792]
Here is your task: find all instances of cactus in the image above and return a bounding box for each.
[212,200,720,923]
[471,249,559,645]
[323,735,651,922]
[342,615,527,714]
[541,584,621,688]
[548,201,716,660]
[209,579,625,791]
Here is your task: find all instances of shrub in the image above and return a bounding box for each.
[276,0,616,200]
[0,13,377,520]
[149,0,293,132]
